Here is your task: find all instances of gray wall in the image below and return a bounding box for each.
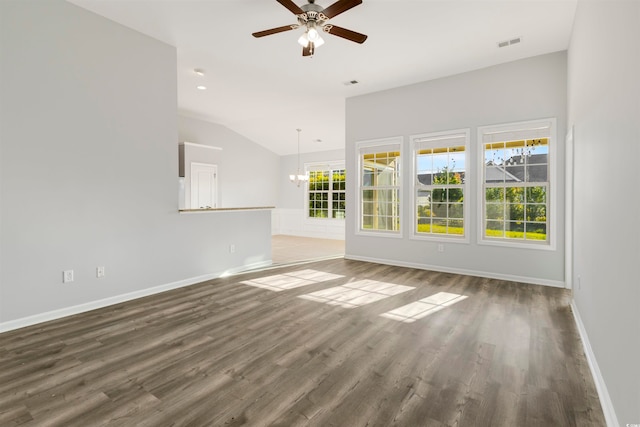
[0,0,271,327]
[179,116,279,208]
[568,0,640,424]
[345,52,567,285]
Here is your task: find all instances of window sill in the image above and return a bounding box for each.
[410,234,469,244]
[356,229,403,239]
[478,238,555,251]
[305,217,346,222]
[179,206,274,213]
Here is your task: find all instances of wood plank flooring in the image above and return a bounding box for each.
[0,259,605,426]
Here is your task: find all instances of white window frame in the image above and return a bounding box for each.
[356,137,403,238]
[477,118,556,250]
[305,161,346,221]
[410,129,470,243]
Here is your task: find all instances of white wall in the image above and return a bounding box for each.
[275,149,345,239]
[345,52,567,286]
[178,116,279,208]
[568,1,640,424]
[0,1,271,329]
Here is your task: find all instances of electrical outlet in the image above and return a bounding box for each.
[63,270,74,283]
[577,275,581,290]
[229,244,235,253]
[437,244,444,252]
[96,266,105,278]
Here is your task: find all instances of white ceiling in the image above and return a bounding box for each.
[68,0,577,155]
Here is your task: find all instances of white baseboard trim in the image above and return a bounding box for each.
[0,260,271,334]
[344,254,566,288]
[570,301,619,427]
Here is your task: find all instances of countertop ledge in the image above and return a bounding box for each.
[179,206,275,213]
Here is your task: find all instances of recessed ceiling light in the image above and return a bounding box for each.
[314,139,323,143]
[343,80,359,86]
[196,85,207,90]
[194,68,205,76]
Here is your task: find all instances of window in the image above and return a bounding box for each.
[307,163,346,219]
[357,138,402,235]
[478,119,555,249]
[411,130,469,240]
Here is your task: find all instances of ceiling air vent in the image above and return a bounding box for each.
[498,36,522,48]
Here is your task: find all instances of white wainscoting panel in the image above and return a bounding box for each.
[272,209,345,240]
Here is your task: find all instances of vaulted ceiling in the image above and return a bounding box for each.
[69,0,577,155]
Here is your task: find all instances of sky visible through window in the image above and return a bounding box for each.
[484,139,549,166]
[417,149,465,175]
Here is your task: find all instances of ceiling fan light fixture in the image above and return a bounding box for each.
[253,0,367,56]
[307,26,319,41]
[298,33,309,47]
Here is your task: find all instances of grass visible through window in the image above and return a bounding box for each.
[485,229,546,240]
[417,224,464,235]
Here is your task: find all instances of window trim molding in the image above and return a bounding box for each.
[355,136,404,238]
[409,128,471,244]
[476,118,557,251]
[304,160,346,222]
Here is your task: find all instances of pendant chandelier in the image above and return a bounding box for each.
[289,128,308,187]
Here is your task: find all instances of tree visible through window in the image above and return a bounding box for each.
[308,167,345,219]
[484,139,548,240]
[480,119,553,246]
[413,130,468,238]
[411,129,469,238]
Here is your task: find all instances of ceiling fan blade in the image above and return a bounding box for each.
[277,0,305,15]
[252,25,298,38]
[321,0,362,19]
[302,42,315,56]
[323,25,367,44]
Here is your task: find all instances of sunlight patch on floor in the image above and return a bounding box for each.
[298,279,414,308]
[380,292,468,323]
[240,269,344,292]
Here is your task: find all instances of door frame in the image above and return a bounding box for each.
[565,126,574,289]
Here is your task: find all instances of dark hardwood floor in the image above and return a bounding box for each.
[0,259,605,426]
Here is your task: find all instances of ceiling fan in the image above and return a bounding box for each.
[252,0,367,57]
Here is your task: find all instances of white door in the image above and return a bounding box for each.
[190,162,217,209]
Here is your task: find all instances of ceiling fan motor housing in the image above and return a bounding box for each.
[298,3,328,27]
